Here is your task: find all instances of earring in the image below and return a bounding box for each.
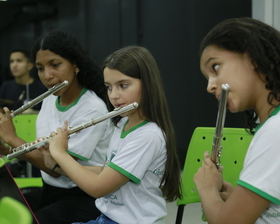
[75,68,79,75]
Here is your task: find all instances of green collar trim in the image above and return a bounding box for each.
[255,105,280,133]
[120,120,149,138]
[56,88,87,112]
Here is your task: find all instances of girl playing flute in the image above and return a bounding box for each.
[195,17,280,224]
[48,46,182,224]
[0,30,114,224]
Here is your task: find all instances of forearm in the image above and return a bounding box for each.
[4,136,26,152]
[49,165,67,176]
[84,165,104,174]
[52,165,103,179]
[19,149,60,178]
[52,150,100,196]
[49,160,102,177]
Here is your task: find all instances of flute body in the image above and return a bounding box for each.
[10,81,69,118]
[201,84,230,221]
[7,102,138,159]
[211,83,230,168]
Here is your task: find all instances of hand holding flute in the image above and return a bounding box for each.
[48,120,69,158]
[194,151,224,194]
[0,81,69,156]
[0,107,18,152]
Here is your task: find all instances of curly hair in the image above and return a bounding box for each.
[103,46,181,202]
[31,29,106,101]
[200,17,280,133]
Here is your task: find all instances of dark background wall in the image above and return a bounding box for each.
[0,0,252,167]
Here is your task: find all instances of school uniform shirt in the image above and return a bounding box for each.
[238,109,280,223]
[36,88,113,188]
[96,117,167,224]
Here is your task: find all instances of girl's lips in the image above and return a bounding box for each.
[115,104,125,108]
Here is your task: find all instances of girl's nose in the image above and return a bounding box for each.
[109,88,120,99]
[207,77,217,95]
[43,68,54,80]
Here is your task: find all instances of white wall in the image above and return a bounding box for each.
[252,0,280,31]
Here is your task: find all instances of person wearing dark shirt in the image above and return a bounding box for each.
[0,49,47,111]
[0,49,46,178]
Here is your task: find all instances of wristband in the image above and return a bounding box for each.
[51,164,60,173]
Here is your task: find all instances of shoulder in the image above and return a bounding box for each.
[126,121,165,143]
[79,89,108,113]
[1,80,17,87]
[140,122,164,137]
[268,111,280,127]
[246,112,280,159]
[0,80,20,93]
[117,121,166,160]
[256,113,280,138]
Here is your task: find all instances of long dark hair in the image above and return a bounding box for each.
[103,46,181,201]
[200,17,280,134]
[31,29,106,101]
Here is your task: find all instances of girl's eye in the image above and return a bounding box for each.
[213,64,219,71]
[120,84,128,89]
[52,63,60,68]
[105,85,111,91]
[36,67,43,71]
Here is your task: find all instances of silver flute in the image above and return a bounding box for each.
[211,83,230,168]
[201,84,230,221]
[7,102,138,159]
[10,81,69,118]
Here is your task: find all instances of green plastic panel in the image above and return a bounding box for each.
[177,127,253,206]
[13,114,38,143]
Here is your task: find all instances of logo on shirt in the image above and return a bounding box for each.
[260,207,280,219]
[153,168,165,177]
[105,149,118,167]
[103,193,124,206]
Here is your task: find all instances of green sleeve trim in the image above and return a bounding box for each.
[237,180,280,205]
[67,150,89,161]
[108,162,140,184]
